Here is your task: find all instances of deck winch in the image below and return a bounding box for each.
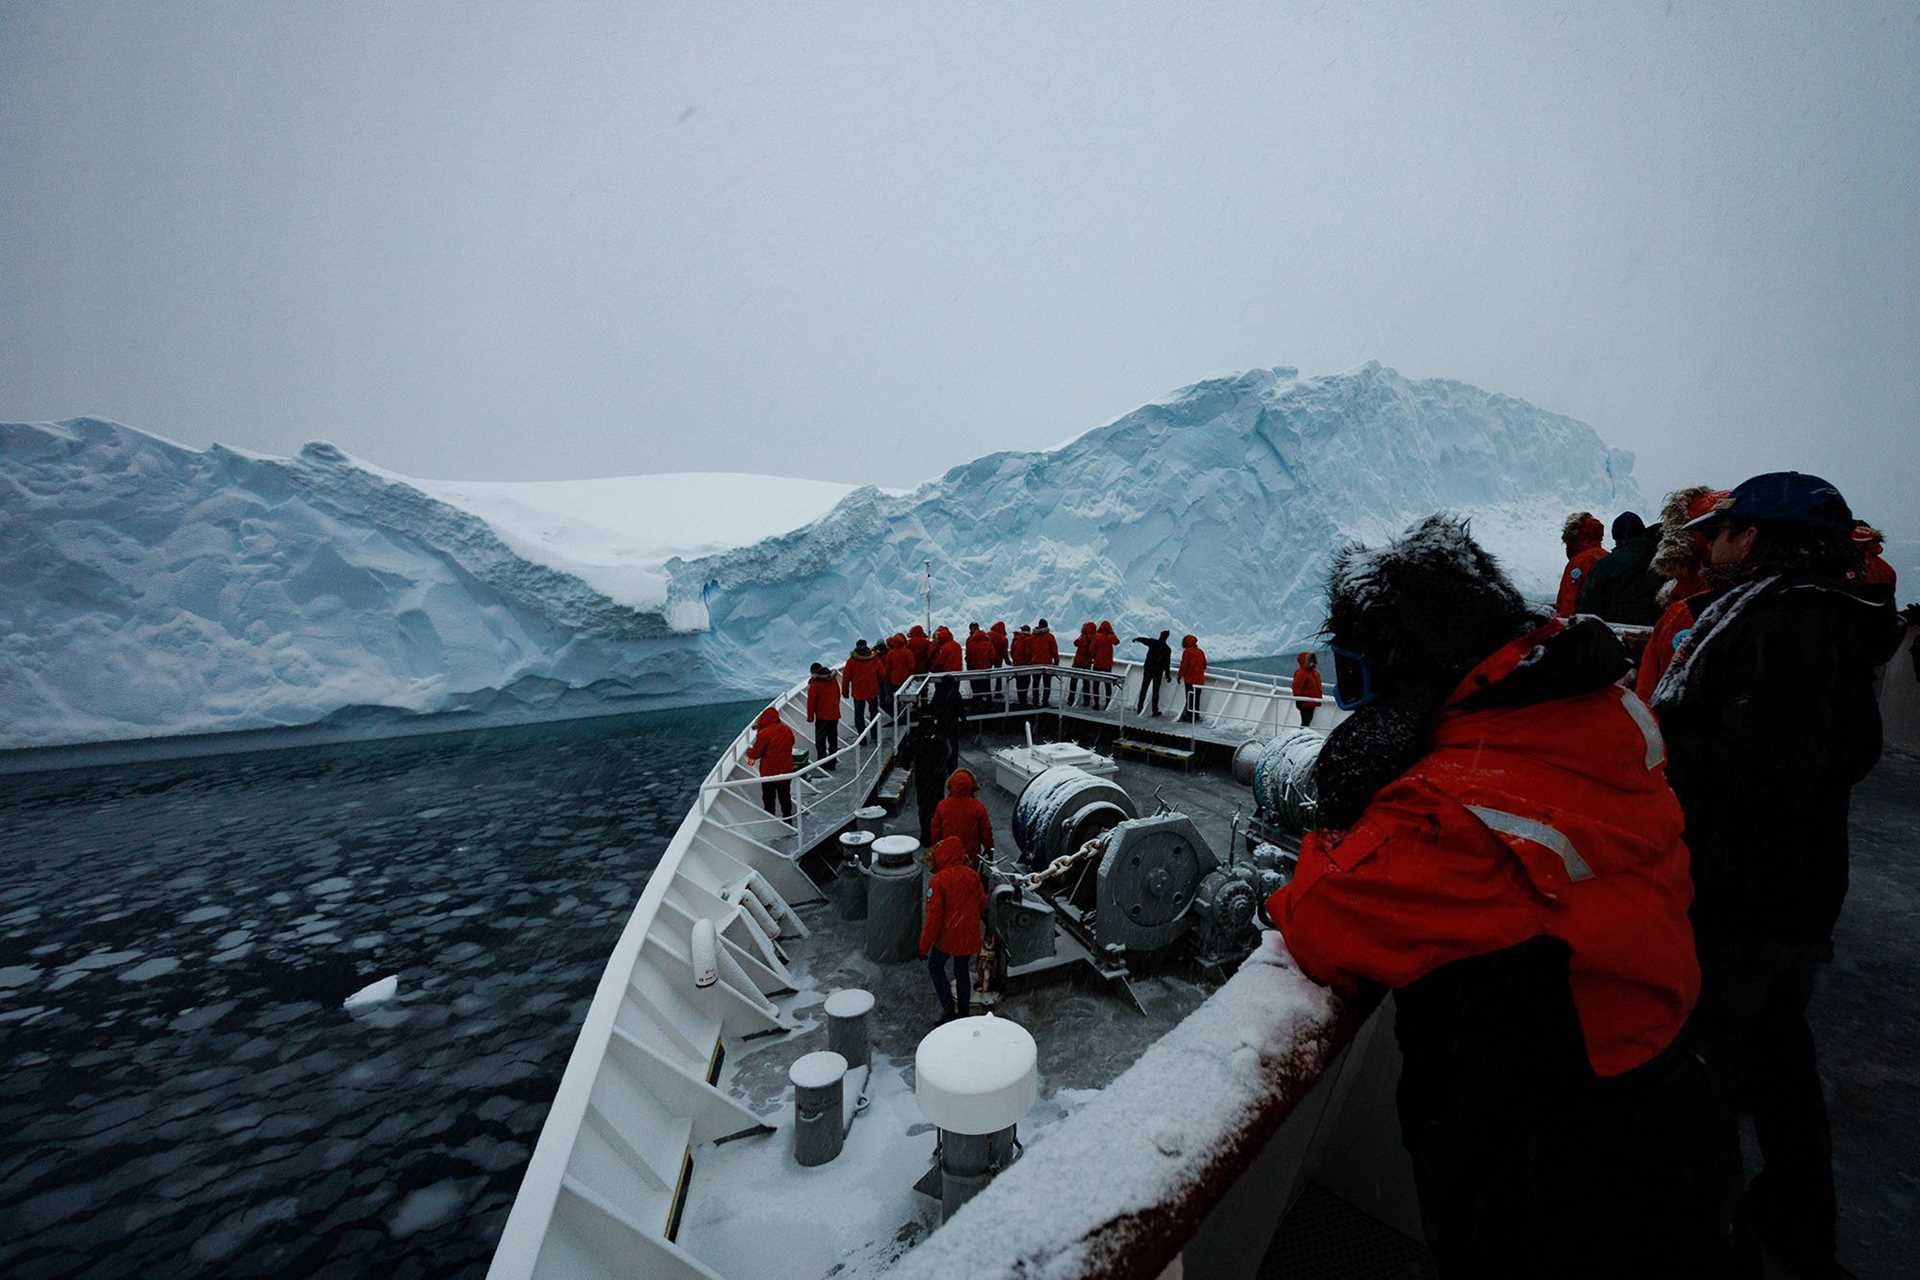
[997,766,1270,975]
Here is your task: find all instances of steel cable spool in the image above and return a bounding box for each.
[1011,766,1137,866]
[1252,728,1326,833]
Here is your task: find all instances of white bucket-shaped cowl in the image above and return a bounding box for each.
[914,1014,1038,1135]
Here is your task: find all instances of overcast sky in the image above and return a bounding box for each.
[4,1,1916,536]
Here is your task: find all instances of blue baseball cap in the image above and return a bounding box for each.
[1681,471,1852,533]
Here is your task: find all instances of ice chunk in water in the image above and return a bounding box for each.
[343,974,399,1010]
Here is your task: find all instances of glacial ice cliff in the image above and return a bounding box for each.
[1,364,1639,749]
[665,363,1639,696]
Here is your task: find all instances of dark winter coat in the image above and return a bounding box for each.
[1652,569,1904,943]
[1131,634,1173,678]
[928,677,966,739]
[1577,529,1664,626]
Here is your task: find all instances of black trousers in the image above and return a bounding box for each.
[851,697,875,731]
[1183,685,1202,720]
[1135,672,1165,715]
[1034,671,1051,705]
[760,779,793,818]
[1409,1045,1729,1278]
[915,778,943,847]
[1299,703,1316,727]
[814,719,838,768]
[1695,927,1836,1272]
[927,948,971,1017]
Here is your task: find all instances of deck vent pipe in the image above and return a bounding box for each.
[913,1014,1038,1221]
[690,919,718,989]
[825,988,875,1070]
[790,1050,848,1167]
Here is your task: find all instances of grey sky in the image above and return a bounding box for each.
[4,1,1917,538]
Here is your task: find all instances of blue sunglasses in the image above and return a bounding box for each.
[1330,644,1378,710]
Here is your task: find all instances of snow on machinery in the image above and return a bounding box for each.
[989,731,1329,991]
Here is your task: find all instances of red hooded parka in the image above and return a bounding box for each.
[1268,619,1699,1079]
[919,836,987,958]
[1177,634,1207,686]
[1071,623,1095,669]
[1290,652,1322,706]
[1556,514,1609,617]
[931,768,994,864]
[908,625,932,674]
[842,649,882,701]
[1031,625,1059,665]
[885,633,916,685]
[965,627,997,671]
[805,672,840,722]
[1090,621,1118,671]
[744,707,795,777]
[931,627,963,673]
[990,621,1009,665]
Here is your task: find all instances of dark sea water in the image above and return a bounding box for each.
[0,700,762,1279]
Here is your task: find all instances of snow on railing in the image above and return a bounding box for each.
[888,936,1366,1280]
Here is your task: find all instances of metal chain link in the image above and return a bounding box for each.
[1010,833,1107,890]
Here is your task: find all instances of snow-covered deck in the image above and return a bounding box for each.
[673,742,1267,1277]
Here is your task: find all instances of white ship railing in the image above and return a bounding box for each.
[487,666,879,1280]
[894,656,1344,751]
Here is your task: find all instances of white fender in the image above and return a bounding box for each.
[739,890,781,940]
[690,918,719,989]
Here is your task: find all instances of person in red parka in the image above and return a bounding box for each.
[931,625,963,674]
[918,836,986,1022]
[1266,514,1724,1277]
[1851,521,1897,599]
[1090,620,1119,708]
[1010,625,1033,706]
[1556,512,1609,616]
[964,623,996,698]
[1176,634,1207,722]
[1636,487,1727,703]
[804,662,841,771]
[1290,651,1323,727]
[743,705,796,821]
[908,624,933,675]
[842,639,883,732]
[885,632,915,691]
[1030,619,1059,707]
[931,767,994,868]
[1070,622,1096,707]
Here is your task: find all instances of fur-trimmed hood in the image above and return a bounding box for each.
[1327,514,1534,697]
[1651,486,1725,579]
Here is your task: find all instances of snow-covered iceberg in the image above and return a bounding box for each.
[0,364,1636,750]
[665,363,1638,695]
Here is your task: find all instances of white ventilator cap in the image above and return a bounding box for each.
[914,1014,1038,1135]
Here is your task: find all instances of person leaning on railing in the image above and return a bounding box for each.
[1265,514,1727,1277]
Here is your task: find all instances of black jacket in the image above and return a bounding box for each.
[1652,570,1904,942]
[1576,530,1663,625]
[1131,635,1172,678]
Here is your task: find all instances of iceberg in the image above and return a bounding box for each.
[0,364,1638,750]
